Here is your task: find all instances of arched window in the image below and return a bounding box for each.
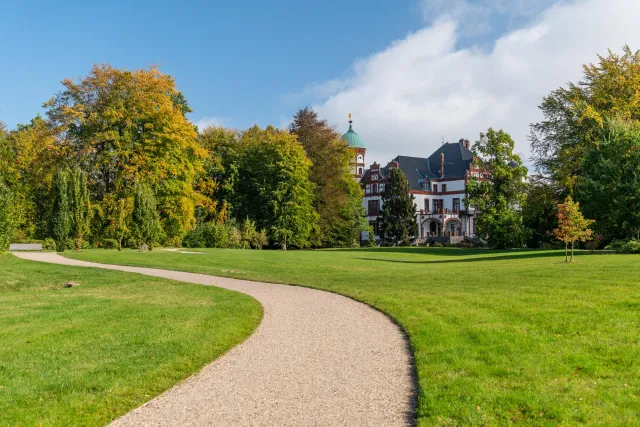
[358,167,363,175]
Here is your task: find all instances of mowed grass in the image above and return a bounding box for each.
[0,255,262,426]
[67,247,640,425]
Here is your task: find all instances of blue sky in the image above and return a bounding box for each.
[2,0,640,165]
[1,1,423,129]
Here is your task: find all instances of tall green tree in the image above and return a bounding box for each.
[289,108,366,247]
[68,166,91,250]
[52,168,71,252]
[0,183,17,253]
[45,64,206,244]
[132,182,161,251]
[522,175,562,248]
[530,46,640,188]
[467,129,528,249]
[379,168,417,244]
[234,125,318,249]
[575,118,640,241]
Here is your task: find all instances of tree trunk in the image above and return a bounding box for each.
[565,243,568,263]
[571,242,574,263]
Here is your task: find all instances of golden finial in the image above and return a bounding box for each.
[348,112,352,122]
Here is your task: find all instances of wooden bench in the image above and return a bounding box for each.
[9,243,43,252]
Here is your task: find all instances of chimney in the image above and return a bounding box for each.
[440,153,445,177]
[459,138,470,149]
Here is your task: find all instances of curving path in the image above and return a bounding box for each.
[14,252,414,426]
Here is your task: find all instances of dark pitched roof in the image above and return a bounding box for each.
[362,141,473,191]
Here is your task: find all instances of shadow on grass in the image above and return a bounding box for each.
[355,250,611,265]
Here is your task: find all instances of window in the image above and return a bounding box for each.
[358,167,363,175]
[433,199,443,213]
[372,184,378,194]
[453,198,460,212]
[365,184,371,194]
[442,184,447,193]
[368,200,380,216]
[433,184,438,193]
[372,174,379,181]
[379,183,385,193]
[424,199,430,212]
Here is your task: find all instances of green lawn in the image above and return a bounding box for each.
[66,247,640,425]
[0,254,262,426]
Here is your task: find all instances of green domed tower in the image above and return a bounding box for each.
[341,113,366,179]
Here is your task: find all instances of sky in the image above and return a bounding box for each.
[2,0,640,168]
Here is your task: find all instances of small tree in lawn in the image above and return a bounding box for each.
[553,196,594,262]
[52,168,71,252]
[132,182,161,251]
[379,168,417,245]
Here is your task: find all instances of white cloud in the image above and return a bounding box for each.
[192,116,226,131]
[310,0,640,169]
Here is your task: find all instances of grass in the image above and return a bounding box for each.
[0,254,262,426]
[66,247,640,425]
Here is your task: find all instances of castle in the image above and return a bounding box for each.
[341,115,480,243]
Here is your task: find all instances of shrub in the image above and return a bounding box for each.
[432,241,443,247]
[226,225,242,248]
[43,238,56,251]
[605,239,640,254]
[0,184,17,253]
[251,229,269,249]
[100,238,119,249]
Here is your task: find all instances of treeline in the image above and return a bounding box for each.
[0,65,365,252]
[524,45,640,250]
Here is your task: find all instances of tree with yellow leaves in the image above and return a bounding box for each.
[45,64,207,244]
[553,196,594,263]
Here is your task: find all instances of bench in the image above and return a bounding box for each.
[9,243,43,252]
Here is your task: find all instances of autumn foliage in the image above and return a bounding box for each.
[553,196,594,262]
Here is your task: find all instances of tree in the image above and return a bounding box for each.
[553,196,594,262]
[531,46,640,189]
[68,166,91,250]
[234,125,318,249]
[522,175,563,248]
[132,182,161,251]
[0,116,61,239]
[240,217,257,249]
[576,118,640,241]
[0,183,17,253]
[379,168,417,244]
[466,128,529,249]
[52,168,71,252]
[289,108,366,248]
[105,196,132,251]
[45,64,206,244]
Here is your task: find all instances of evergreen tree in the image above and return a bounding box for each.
[68,166,91,250]
[289,108,366,248]
[466,128,529,249]
[379,168,417,244]
[0,183,17,253]
[52,168,71,252]
[132,182,161,251]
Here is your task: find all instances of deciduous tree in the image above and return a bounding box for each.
[45,64,206,244]
[0,183,17,253]
[289,108,365,247]
[466,128,528,249]
[553,196,594,262]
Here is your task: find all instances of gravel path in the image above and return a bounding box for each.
[14,252,415,426]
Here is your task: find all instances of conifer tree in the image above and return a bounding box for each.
[0,183,17,253]
[68,166,91,250]
[379,168,417,244]
[132,182,161,251]
[52,168,71,252]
